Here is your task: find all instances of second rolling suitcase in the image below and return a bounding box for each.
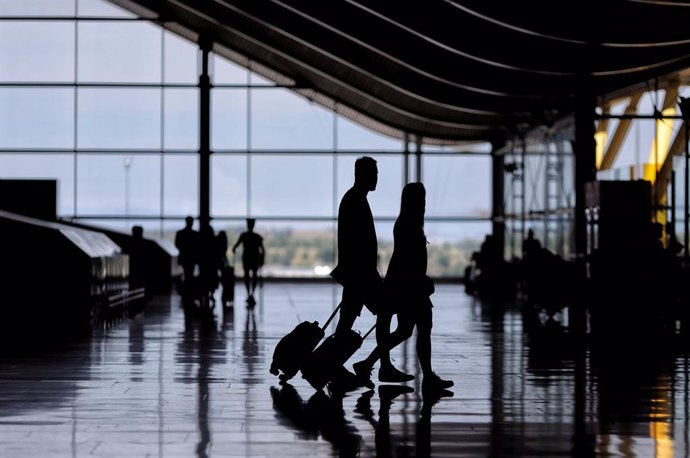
[300,325,376,391]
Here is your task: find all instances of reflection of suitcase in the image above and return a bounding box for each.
[270,306,340,382]
[220,265,235,307]
[300,325,375,391]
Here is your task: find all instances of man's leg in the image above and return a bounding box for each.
[183,264,194,284]
[335,287,362,336]
[242,262,251,295]
[352,311,391,388]
[249,267,259,295]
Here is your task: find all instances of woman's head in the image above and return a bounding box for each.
[399,182,426,222]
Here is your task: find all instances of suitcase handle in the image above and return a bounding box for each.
[321,303,342,330]
[362,324,376,340]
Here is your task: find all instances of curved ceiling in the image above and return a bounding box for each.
[114,0,690,143]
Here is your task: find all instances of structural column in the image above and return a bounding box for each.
[572,80,597,456]
[403,133,410,184]
[491,141,506,257]
[198,37,212,228]
[574,87,597,260]
[415,136,423,182]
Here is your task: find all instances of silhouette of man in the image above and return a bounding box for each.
[330,156,382,337]
[129,225,146,293]
[175,216,198,287]
[232,218,265,307]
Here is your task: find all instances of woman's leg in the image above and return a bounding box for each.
[415,306,433,377]
[416,299,454,390]
[380,312,416,369]
[356,310,414,368]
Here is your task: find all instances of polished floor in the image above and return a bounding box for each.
[1,283,689,457]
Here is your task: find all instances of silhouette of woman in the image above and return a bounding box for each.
[354,182,453,392]
[232,218,265,307]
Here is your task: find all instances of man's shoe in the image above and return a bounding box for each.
[352,361,375,389]
[422,372,454,392]
[378,366,414,383]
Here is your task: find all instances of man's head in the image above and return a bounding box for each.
[132,225,143,239]
[247,218,256,231]
[354,156,378,191]
[185,216,193,229]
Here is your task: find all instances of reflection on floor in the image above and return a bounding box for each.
[0,283,689,456]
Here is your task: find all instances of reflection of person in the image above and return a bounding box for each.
[354,183,453,392]
[232,218,265,307]
[330,157,382,338]
[175,216,198,286]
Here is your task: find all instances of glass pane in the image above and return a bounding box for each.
[0,21,74,82]
[212,154,247,217]
[163,154,197,216]
[251,88,334,150]
[0,88,74,148]
[422,155,491,217]
[78,0,136,18]
[78,21,161,83]
[212,54,247,85]
[424,221,491,277]
[250,155,333,217]
[224,220,335,277]
[76,154,160,216]
[0,153,74,215]
[211,89,247,150]
[249,71,275,86]
[616,119,659,171]
[337,154,404,218]
[164,31,196,84]
[0,0,74,16]
[78,88,161,149]
[76,218,165,238]
[164,89,198,150]
[336,116,401,150]
[523,153,545,213]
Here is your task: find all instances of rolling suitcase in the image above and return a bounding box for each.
[300,324,376,391]
[270,305,341,382]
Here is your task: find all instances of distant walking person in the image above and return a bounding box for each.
[175,216,199,288]
[199,224,219,305]
[353,183,453,392]
[330,156,382,338]
[232,218,265,308]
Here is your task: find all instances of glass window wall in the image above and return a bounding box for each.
[0,2,492,277]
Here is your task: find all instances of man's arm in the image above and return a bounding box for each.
[232,233,243,252]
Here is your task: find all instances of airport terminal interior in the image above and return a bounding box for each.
[4,1,690,456]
